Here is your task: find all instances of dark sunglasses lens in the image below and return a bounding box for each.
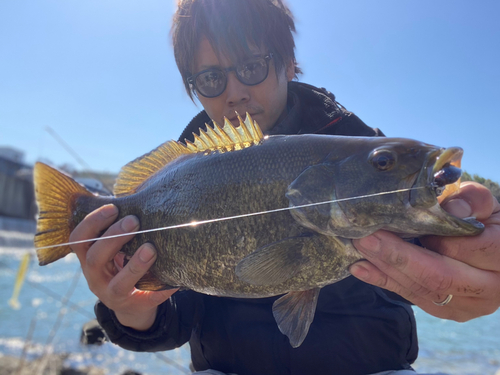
[195,70,226,97]
[236,58,268,85]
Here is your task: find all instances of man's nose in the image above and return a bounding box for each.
[225,72,250,106]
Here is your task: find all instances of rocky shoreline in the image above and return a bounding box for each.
[0,354,106,375]
[0,353,146,375]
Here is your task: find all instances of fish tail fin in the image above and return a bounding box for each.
[34,162,94,265]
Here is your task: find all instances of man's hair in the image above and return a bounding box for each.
[171,0,301,100]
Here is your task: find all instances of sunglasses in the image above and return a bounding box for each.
[187,53,274,98]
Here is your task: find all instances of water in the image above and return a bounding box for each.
[1,241,499,375]
[413,308,500,374]
[0,244,191,374]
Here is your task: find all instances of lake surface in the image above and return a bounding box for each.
[1,243,499,375]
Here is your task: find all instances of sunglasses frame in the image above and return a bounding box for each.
[187,53,274,98]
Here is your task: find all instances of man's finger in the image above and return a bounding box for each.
[421,225,500,271]
[70,204,119,264]
[440,182,497,221]
[350,260,435,300]
[108,243,157,298]
[352,231,499,299]
[349,260,500,320]
[420,183,500,269]
[79,215,140,296]
[83,215,139,270]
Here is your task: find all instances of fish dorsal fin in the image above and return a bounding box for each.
[114,141,192,197]
[113,112,263,197]
[185,113,263,153]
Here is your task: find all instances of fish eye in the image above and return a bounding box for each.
[369,149,397,171]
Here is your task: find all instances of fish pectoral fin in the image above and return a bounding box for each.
[235,236,311,286]
[273,288,320,348]
[135,271,175,292]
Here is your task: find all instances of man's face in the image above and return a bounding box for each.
[193,37,294,133]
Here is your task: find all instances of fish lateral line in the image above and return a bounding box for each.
[34,186,425,251]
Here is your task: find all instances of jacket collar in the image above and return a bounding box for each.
[177,81,381,143]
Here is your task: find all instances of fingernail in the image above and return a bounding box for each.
[355,235,381,255]
[139,244,156,263]
[350,263,369,280]
[442,198,472,218]
[121,216,139,232]
[102,204,119,218]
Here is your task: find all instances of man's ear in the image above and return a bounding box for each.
[286,60,295,82]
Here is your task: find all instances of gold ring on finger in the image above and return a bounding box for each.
[433,294,453,306]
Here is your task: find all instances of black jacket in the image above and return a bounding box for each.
[96,82,418,375]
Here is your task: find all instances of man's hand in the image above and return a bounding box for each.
[350,182,500,321]
[70,204,177,330]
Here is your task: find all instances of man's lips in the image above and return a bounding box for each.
[227,112,257,125]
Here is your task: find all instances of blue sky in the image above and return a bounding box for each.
[1,1,499,180]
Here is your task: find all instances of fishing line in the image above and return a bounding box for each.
[36,186,426,251]
[44,126,114,192]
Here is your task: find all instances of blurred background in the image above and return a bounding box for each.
[1,0,500,374]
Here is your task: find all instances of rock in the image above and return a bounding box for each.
[80,319,107,346]
[0,354,64,375]
[0,354,105,375]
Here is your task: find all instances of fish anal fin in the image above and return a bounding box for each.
[119,256,174,291]
[114,141,192,197]
[235,237,310,286]
[273,288,320,348]
[135,271,176,291]
[34,162,94,265]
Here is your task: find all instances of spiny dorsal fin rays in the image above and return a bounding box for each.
[228,117,243,145]
[212,120,233,145]
[206,123,224,145]
[184,112,263,153]
[114,112,263,196]
[237,112,253,148]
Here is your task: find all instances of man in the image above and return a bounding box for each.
[70,1,500,374]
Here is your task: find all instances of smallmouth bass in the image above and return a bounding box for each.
[34,115,484,347]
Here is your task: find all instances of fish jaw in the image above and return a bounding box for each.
[407,147,484,237]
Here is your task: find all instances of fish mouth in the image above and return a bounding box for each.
[409,146,484,235]
[411,147,463,206]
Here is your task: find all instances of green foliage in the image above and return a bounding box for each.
[461,171,500,202]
